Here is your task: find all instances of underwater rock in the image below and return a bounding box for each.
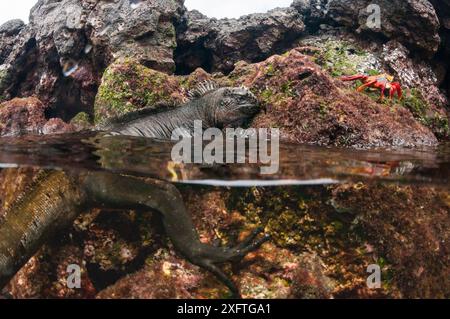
[1,169,448,298]
[95,246,336,299]
[176,7,306,74]
[227,183,449,298]
[94,181,449,299]
[96,251,210,299]
[94,187,337,299]
[7,245,96,299]
[0,97,48,136]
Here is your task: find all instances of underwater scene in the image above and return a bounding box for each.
[0,0,449,300]
[0,134,448,298]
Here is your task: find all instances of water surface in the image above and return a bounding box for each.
[0,132,448,187]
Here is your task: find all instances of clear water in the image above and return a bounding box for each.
[0,132,448,298]
[0,132,448,187]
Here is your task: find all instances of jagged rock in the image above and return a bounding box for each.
[0,0,448,123]
[94,50,440,146]
[0,19,24,37]
[291,0,329,28]
[381,41,447,105]
[232,48,439,147]
[291,0,311,13]
[176,7,306,74]
[429,0,450,98]
[297,0,441,57]
[0,97,47,136]
[430,0,450,30]
[296,34,448,139]
[42,118,75,135]
[0,19,25,65]
[0,20,25,80]
[0,0,185,121]
[0,97,74,137]
[94,58,187,125]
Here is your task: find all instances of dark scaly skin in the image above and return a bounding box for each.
[102,87,261,138]
[83,172,270,297]
[0,171,88,288]
[0,86,268,298]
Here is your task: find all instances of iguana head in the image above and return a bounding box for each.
[205,86,260,128]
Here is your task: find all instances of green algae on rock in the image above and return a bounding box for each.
[229,48,438,147]
[225,183,449,298]
[70,112,92,131]
[94,58,186,125]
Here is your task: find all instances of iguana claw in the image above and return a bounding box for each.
[191,227,270,299]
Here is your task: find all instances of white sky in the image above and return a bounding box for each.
[0,0,37,25]
[0,0,293,25]
[185,0,293,18]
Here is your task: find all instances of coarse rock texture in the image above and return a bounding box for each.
[0,97,73,136]
[0,0,449,134]
[175,7,306,74]
[296,35,449,140]
[429,0,450,98]
[299,0,449,107]
[93,59,219,124]
[1,168,448,299]
[0,20,25,67]
[7,245,96,299]
[95,52,440,147]
[233,48,439,147]
[0,0,185,121]
[292,0,441,57]
[0,0,449,300]
[0,97,47,136]
[94,58,187,125]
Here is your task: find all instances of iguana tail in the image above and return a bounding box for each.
[0,170,87,288]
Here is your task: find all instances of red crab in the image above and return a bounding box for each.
[341,73,402,101]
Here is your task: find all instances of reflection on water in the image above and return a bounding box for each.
[0,132,448,187]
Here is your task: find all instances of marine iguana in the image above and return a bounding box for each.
[100,82,260,138]
[0,82,268,298]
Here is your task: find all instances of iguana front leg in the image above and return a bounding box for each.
[83,172,270,298]
[0,170,268,297]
